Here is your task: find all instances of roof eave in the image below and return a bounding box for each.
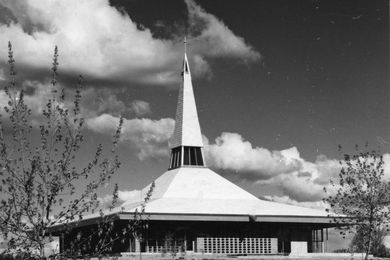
[255,215,339,225]
[47,212,342,235]
[119,212,338,225]
[47,212,121,235]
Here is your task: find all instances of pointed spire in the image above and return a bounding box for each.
[168,38,205,170]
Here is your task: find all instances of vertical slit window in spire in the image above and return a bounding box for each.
[185,62,189,73]
[169,147,182,169]
[182,147,204,167]
[176,147,181,167]
[190,147,196,165]
[170,150,176,169]
[169,153,173,168]
[175,150,179,167]
[184,147,190,165]
[195,148,204,166]
[194,147,198,165]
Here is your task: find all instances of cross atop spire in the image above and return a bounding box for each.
[168,39,205,170]
[184,36,187,55]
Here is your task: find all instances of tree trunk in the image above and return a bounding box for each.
[40,244,45,259]
[365,233,371,260]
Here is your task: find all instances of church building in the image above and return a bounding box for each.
[55,46,337,257]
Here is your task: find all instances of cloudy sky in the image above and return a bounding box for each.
[0,0,388,219]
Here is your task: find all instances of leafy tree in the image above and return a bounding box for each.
[60,181,154,258]
[350,226,390,257]
[324,146,390,260]
[0,42,123,258]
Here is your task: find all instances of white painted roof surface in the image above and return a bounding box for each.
[58,169,329,225]
[169,53,203,148]
[120,167,329,218]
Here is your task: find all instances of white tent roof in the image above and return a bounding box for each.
[120,167,330,220]
[55,167,333,227]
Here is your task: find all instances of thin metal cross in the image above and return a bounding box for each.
[184,36,187,54]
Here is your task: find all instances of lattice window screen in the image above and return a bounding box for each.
[196,237,277,254]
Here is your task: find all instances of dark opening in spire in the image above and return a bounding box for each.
[184,147,204,166]
[169,146,204,170]
[185,62,189,73]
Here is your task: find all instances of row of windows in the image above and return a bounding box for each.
[169,146,204,169]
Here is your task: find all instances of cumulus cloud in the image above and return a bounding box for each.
[269,154,340,202]
[312,154,342,185]
[86,113,174,160]
[80,88,152,118]
[383,153,390,180]
[206,132,390,203]
[204,132,341,202]
[258,173,328,202]
[0,79,169,161]
[0,79,65,125]
[118,189,142,202]
[0,0,177,84]
[0,0,261,159]
[81,88,130,118]
[204,132,302,179]
[185,0,260,62]
[0,68,5,81]
[98,189,141,209]
[130,100,152,117]
[0,78,152,120]
[263,195,329,211]
[0,0,260,86]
